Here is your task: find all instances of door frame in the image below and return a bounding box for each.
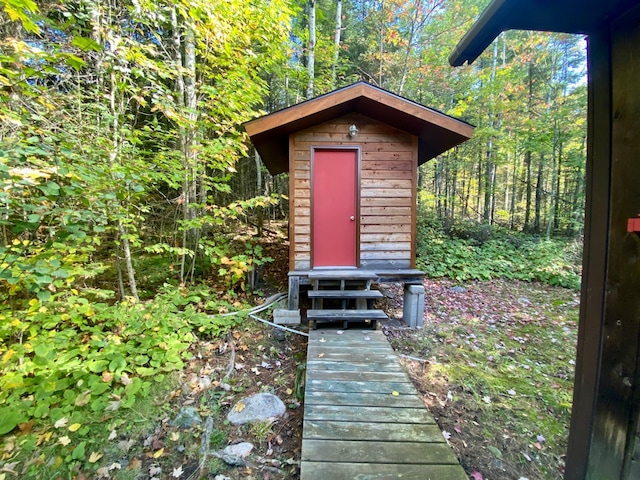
[310,146,361,269]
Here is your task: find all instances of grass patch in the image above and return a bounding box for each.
[387,278,578,479]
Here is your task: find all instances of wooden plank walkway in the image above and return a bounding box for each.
[300,329,468,480]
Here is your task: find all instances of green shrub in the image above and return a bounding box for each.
[416,218,581,288]
[0,285,243,437]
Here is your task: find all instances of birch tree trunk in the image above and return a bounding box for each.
[331,0,342,88]
[307,0,316,98]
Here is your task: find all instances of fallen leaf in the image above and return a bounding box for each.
[58,436,71,446]
[170,432,180,441]
[149,464,162,475]
[442,430,452,440]
[54,417,69,429]
[75,390,91,406]
[18,421,34,434]
[533,442,543,450]
[102,371,113,382]
[336,330,344,334]
[68,423,82,432]
[108,430,117,441]
[128,458,142,470]
[234,402,246,413]
[285,388,293,395]
[470,471,484,480]
[37,431,53,446]
[153,448,164,458]
[319,338,326,343]
[172,465,184,477]
[317,353,325,358]
[120,373,132,386]
[391,391,400,396]
[482,396,492,404]
[89,451,103,463]
[454,426,462,434]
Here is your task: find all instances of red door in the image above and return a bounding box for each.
[312,149,358,267]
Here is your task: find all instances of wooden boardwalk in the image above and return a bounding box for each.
[300,329,468,480]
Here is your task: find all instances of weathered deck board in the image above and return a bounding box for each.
[301,329,467,479]
[300,462,470,480]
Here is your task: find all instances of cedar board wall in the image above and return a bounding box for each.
[289,112,418,271]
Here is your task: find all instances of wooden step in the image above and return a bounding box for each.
[307,309,387,330]
[307,290,383,299]
[307,309,388,320]
[308,270,378,281]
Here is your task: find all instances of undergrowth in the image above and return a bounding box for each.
[416,216,582,288]
[0,283,246,478]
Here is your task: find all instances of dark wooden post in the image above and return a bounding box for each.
[567,6,640,478]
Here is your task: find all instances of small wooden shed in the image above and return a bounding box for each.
[245,82,473,324]
[245,82,473,272]
[449,1,640,478]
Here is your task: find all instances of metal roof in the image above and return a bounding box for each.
[244,81,474,175]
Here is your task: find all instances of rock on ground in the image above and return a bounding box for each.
[227,393,286,425]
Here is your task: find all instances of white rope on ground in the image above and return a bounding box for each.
[248,312,309,337]
[209,292,309,337]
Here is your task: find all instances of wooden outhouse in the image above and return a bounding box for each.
[450,1,640,478]
[245,82,473,326]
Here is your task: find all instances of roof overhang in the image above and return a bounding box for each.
[245,82,474,175]
[449,0,640,66]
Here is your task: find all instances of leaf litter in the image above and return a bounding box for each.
[382,278,578,480]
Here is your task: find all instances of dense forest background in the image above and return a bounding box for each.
[1,0,587,299]
[0,0,586,468]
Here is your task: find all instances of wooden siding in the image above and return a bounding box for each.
[290,113,416,270]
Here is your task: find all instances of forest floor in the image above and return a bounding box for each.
[14,235,577,479]
[258,238,579,480]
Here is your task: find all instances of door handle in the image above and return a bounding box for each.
[350,216,355,221]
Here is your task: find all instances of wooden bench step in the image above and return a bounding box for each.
[307,309,388,320]
[307,309,387,330]
[307,290,383,299]
[308,270,378,281]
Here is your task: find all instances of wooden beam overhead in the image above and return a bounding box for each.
[449,0,639,67]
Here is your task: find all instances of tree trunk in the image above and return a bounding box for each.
[534,153,544,234]
[255,149,263,237]
[307,0,316,98]
[331,0,342,88]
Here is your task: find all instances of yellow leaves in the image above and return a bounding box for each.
[169,431,180,442]
[285,388,293,396]
[2,349,16,363]
[234,402,246,413]
[392,391,400,396]
[58,436,71,446]
[153,448,164,458]
[88,451,103,463]
[68,423,82,432]
[37,431,53,446]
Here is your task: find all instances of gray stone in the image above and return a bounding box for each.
[450,286,468,293]
[227,393,286,425]
[214,476,231,480]
[170,406,202,429]
[271,327,286,341]
[221,442,253,458]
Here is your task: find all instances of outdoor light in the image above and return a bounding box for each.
[349,124,358,137]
